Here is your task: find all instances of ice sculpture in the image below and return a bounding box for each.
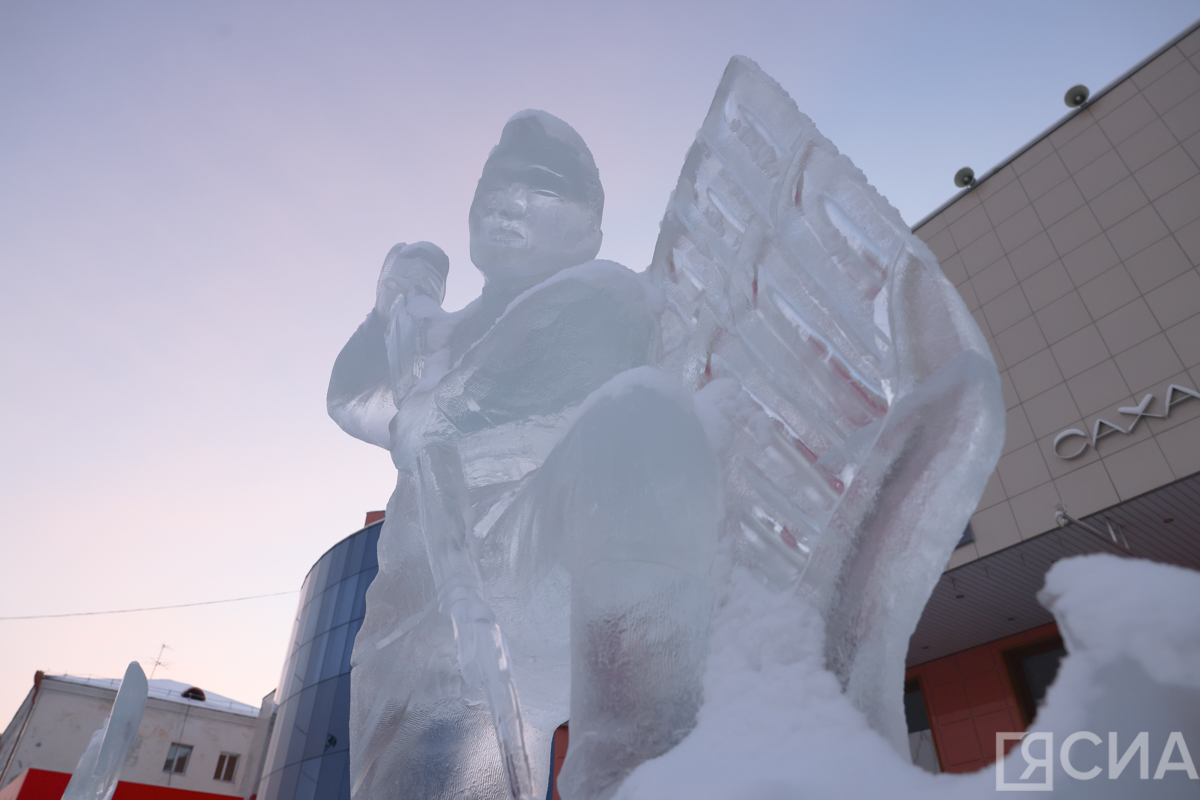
[329,57,1003,800]
[61,662,148,800]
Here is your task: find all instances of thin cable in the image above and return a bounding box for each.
[0,590,298,621]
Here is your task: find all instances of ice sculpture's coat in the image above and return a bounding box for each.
[329,61,1003,800]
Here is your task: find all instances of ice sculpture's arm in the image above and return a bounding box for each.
[328,308,395,450]
[434,269,658,433]
[416,441,537,800]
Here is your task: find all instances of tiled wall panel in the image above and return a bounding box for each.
[916,24,1200,565]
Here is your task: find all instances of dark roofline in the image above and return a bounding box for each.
[911,15,1200,233]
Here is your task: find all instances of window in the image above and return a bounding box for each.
[1003,635,1067,726]
[214,753,239,782]
[163,743,193,774]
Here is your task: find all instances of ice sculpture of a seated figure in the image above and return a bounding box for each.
[330,110,719,800]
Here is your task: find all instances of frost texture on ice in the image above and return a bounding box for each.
[61,662,147,800]
[330,59,1003,800]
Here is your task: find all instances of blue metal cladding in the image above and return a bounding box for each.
[257,522,381,800]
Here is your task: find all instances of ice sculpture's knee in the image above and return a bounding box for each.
[563,377,720,577]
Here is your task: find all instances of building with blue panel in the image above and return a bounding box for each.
[256,518,381,800]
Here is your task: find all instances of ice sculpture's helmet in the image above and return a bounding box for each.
[470,110,604,281]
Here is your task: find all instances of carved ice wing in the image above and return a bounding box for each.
[649,56,1004,752]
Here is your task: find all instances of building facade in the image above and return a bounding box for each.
[255,517,381,800]
[0,673,268,800]
[902,18,1200,774]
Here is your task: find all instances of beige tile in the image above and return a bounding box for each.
[1051,325,1110,379]
[1175,216,1200,266]
[1068,360,1131,416]
[1167,313,1200,368]
[1116,334,1185,394]
[925,228,959,262]
[1054,460,1120,518]
[1184,129,1200,169]
[995,205,1043,254]
[1157,414,1200,478]
[948,205,993,251]
[1097,93,1158,145]
[1051,108,1098,148]
[1124,234,1192,293]
[1023,383,1083,438]
[1011,349,1064,402]
[977,469,1006,510]
[1101,438,1175,501]
[956,279,980,312]
[969,503,1020,558]
[1061,233,1120,285]
[1023,261,1073,312]
[1179,28,1200,58]
[995,316,1047,366]
[975,164,1019,195]
[945,541,980,570]
[915,213,948,241]
[1153,172,1200,232]
[1033,179,1086,228]
[1088,175,1149,228]
[982,285,1033,334]
[939,253,968,286]
[1078,265,1139,319]
[1009,483,1062,540]
[972,257,1018,305]
[1143,61,1200,116]
[938,189,981,226]
[1087,79,1139,120]
[1115,118,1178,172]
[1073,150,1131,201]
[1000,370,1019,409]
[1056,123,1112,173]
[1107,206,1171,260]
[1009,231,1059,280]
[1146,270,1200,328]
[1162,89,1200,141]
[1012,137,1057,175]
[1096,298,1161,355]
[1018,153,1070,202]
[1036,291,1092,344]
[1132,46,1186,90]
[1003,405,1037,455]
[981,178,1031,227]
[1047,205,1102,256]
[998,442,1052,497]
[960,231,1006,277]
[1135,145,1199,201]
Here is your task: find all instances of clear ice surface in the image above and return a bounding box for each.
[61,662,147,800]
[330,59,1005,800]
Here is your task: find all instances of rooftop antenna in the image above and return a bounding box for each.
[148,644,172,679]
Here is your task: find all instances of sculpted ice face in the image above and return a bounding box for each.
[469,110,604,284]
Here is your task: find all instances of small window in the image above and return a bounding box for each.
[181,687,206,701]
[214,753,239,782]
[163,743,194,774]
[1003,635,1067,726]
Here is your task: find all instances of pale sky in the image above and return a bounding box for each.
[1,1,1196,727]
